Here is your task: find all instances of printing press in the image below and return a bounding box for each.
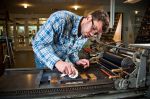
[0,44,150,99]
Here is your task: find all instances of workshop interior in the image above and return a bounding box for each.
[0,0,150,98]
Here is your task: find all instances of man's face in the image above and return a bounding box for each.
[81,15,103,38]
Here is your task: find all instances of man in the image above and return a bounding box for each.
[32,10,109,76]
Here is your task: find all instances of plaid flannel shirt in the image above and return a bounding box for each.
[32,10,88,69]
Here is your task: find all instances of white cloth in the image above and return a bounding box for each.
[61,69,79,78]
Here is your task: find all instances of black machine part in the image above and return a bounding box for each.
[102,52,135,70]
[0,66,114,98]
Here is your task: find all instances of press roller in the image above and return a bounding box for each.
[99,51,135,74]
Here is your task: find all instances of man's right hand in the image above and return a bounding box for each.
[55,60,77,76]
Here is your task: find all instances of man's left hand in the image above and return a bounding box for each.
[76,59,90,68]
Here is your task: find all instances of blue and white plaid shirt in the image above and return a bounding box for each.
[32,10,88,69]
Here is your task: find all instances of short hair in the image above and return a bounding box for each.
[91,10,109,33]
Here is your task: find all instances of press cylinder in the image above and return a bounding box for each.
[102,52,134,69]
[99,58,119,70]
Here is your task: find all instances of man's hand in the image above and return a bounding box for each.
[55,60,77,75]
[76,59,90,68]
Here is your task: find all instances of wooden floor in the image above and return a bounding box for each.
[14,51,35,68]
[8,49,88,68]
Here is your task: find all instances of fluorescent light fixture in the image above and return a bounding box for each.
[39,18,47,21]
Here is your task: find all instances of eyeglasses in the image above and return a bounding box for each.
[91,19,102,35]
[91,19,98,32]
[91,18,109,34]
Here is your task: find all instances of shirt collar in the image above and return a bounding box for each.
[72,16,83,36]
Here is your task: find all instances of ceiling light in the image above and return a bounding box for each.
[71,5,81,10]
[21,3,31,8]
[123,0,142,4]
[74,5,79,10]
[39,18,47,21]
[135,10,139,14]
[24,4,28,8]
